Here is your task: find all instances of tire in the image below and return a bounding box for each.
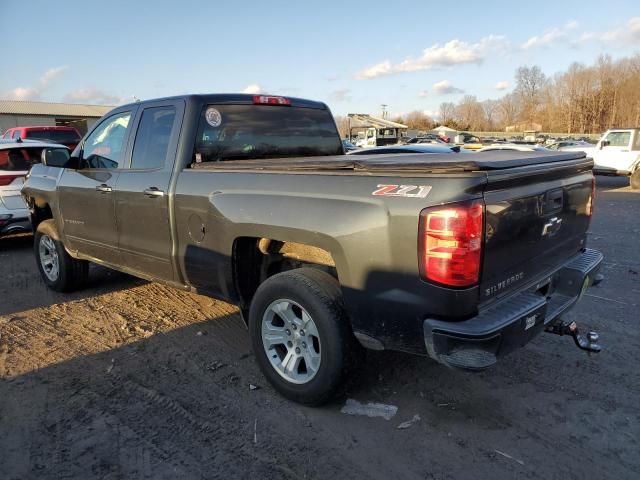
[34,219,88,292]
[249,268,360,405]
[630,169,640,190]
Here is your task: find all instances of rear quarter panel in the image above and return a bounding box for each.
[173,168,487,353]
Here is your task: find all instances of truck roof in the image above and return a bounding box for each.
[117,93,329,111]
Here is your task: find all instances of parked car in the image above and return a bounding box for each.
[2,126,82,150]
[454,132,483,150]
[562,128,640,189]
[547,140,593,151]
[476,144,552,153]
[23,93,603,405]
[341,139,358,152]
[405,134,445,144]
[347,144,461,155]
[0,140,68,236]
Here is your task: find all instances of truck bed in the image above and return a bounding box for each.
[192,151,589,174]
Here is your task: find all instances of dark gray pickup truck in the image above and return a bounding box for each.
[22,94,603,405]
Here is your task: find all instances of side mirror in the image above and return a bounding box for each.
[599,140,610,149]
[41,148,72,168]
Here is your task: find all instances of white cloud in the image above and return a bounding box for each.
[565,20,579,30]
[355,35,508,79]
[433,80,464,95]
[581,17,640,45]
[63,88,123,105]
[325,75,339,82]
[3,87,41,101]
[356,60,392,80]
[1,65,68,101]
[40,66,68,88]
[242,84,263,94]
[418,90,428,97]
[495,81,510,91]
[329,88,351,101]
[521,20,583,49]
[423,109,438,118]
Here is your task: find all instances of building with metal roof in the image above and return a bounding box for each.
[0,100,114,135]
[347,113,408,147]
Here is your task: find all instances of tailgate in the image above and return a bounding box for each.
[480,156,593,303]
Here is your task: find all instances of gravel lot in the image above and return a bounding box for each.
[1,176,638,480]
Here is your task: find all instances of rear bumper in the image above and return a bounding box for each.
[423,248,603,369]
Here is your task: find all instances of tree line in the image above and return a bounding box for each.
[335,53,640,136]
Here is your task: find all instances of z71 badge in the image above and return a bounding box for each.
[372,184,432,198]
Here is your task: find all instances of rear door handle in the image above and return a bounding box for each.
[143,187,165,198]
[95,184,112,193]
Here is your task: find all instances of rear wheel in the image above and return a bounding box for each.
[630,168,640,190]
[249,268,360,405]
[34,220,88,292]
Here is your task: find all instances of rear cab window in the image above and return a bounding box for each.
[193,104,342,164]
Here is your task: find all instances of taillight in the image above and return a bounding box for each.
[253,95,291,106]
[0,174,22,186]
[418,200,484,287]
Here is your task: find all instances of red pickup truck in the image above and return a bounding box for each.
[2,126,82,150]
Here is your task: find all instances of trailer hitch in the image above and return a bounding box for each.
[545,320,601,353]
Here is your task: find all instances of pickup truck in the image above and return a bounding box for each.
[564,128,640,189]
[22,94,603,405]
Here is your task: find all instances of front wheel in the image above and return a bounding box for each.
[34,219,88,292]
[249,268,360,405]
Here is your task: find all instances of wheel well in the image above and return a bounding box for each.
[28,198,53,230]
[233,237,338,309]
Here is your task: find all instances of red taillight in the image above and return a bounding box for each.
[0,174,22,186]
[418,200,484,287]
[252,95,291,106]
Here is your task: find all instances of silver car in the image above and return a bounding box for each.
[0,140,67,236]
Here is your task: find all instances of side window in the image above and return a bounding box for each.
[604,131,631,148]
[81,112,131,169]
[12,130,21,139]
[130,106,176,170]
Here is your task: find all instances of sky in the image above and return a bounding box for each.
[1,0,639,118]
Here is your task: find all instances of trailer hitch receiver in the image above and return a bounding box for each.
[545,320,601,353]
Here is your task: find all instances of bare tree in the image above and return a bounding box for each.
[515,65,547,123]
[456,95,484,130]
[438,102,456,125]
[403,111,434,130]
[498,93,520,128]
[481,99,499,131]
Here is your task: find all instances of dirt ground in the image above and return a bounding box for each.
[1,176,638,480]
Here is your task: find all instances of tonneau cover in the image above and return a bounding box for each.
[192,150,588,173]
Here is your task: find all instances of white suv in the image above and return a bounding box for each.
[0,140,67,236]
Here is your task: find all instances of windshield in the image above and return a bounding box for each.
[194,104,342,163]
[25,129,80,143]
